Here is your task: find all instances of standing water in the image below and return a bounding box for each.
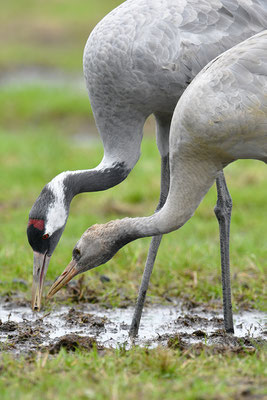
[0,301,266,354]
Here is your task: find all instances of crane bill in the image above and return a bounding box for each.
[47,259,78,298]
[32,252,51,311]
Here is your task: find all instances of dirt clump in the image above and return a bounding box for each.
[192,330,206,337]
[166,335,188,351]
[64,307,106,329]
[166,330,262,356]
[175,314,224,329]
[0,320,18,332]
[48,334,100,354]
[167,334,257,356]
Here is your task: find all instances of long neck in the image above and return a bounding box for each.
[47,159,130,210]
[59,111,146,204]
[45,111,146,235]
[115,155,220,244]
[64,161,130,200]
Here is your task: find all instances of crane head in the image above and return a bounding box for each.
[27,184,68,311]
[47,221,130,298]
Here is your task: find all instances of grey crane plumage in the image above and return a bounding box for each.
[27,0,267,333]
[48,31,267,333]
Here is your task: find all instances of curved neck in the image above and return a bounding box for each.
[115,156,220,245]
[64,161,130,200]
[48,161,131,210]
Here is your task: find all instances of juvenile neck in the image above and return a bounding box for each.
[113,156,220,245]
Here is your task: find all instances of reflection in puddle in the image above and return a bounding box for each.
[0,302,266,353]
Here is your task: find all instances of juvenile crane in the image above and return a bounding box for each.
[27,0,267,335]
[48,32,267,336]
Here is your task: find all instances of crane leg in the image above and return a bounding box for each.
[214,170,234,333]
[129,154,170,337]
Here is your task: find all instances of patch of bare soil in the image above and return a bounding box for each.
[65,307,106,328]
[166,332,261,356]
[47,334,100,355]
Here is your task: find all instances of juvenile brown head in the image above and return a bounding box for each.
[47,220,134,298]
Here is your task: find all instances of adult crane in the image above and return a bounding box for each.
[47,31,267,336]
[27,0,267,335]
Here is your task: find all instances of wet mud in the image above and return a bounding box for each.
[0,297,265,356]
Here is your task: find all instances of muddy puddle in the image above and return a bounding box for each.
[0,300,266,355]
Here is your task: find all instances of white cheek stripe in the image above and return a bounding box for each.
[45,158,122,235]
[46,173,68,235]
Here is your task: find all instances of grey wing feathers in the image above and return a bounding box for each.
[84,0,267,121]
[186,30,267,133]
[172,30,267,164]
[205,31,267,91]
[129,0,267,85]
[178,0,267,75]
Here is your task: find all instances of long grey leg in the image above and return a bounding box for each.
[129,154,170,337]
[214,170,234,333]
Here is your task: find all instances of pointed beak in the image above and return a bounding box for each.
[47,259,78,299]
[32,251,51,311]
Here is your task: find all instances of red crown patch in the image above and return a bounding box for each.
[28,219,44,231]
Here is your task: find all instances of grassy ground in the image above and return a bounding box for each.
[0,1,266,399]
[0,348,265,400]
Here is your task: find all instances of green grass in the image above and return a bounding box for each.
[0,0,122,72]
[0,85,92,130]
[0,347,266,400]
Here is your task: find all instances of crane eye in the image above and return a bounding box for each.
[73,248,81,260]
[42,234,49,240]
